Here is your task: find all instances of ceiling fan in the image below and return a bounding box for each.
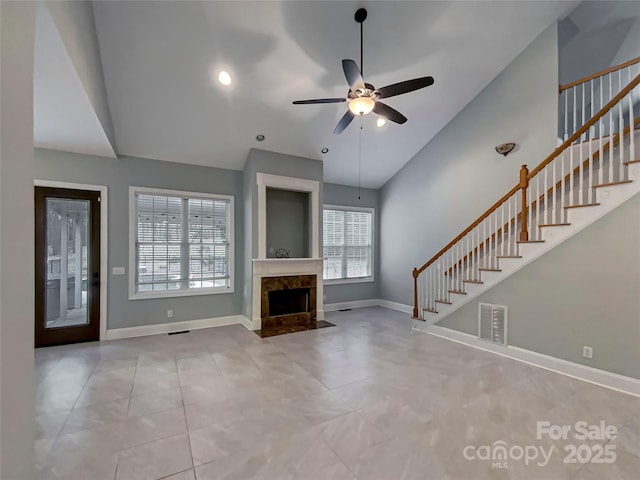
[292,8,434,134]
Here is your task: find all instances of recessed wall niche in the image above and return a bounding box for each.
[266,187,310,258]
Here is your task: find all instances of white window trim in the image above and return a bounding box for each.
[323,204,375,285]
[128,186,235,300]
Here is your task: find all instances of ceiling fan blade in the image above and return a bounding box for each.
[333,110,355,134]
[342,59,365,91]
[376,76,434,99]
[373,102,407,124]
[292,98,346,105]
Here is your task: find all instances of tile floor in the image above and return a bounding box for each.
[35,307,640,479]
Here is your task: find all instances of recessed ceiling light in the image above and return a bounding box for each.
[256,134,265,141]
[376,118,386,127]
[321,148,329,154]
[218,71,232,86]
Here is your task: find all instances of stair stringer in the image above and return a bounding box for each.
[414,166,640,330]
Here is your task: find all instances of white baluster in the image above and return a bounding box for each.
[544,165,548,225]
[599,79,604,186]
[507,196,512,256]
[501,202,505,257]
[609,73,614,183]
[573,87,577,136]
[589,126,594,203]
[482,217,486,269]
[579,135,585,204]
[552,154,557,224]
[629,70,635,164]
[569,137,575,205]
[564,89,569,141]
[590,78,594,126]
[618,72,624,182]
[581,82,585,132]
[476,224,480,279]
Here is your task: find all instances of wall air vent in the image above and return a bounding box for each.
[478,303,507,345]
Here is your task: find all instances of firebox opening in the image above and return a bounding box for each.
[268,288,310,317]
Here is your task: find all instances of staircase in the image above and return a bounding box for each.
[412,62,640,327]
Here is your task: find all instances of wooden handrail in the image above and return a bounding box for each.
[530,73,640,179]
[415,72,640,277]
[559,56,640,93]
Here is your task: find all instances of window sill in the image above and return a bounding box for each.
[324,277,374,286]
[129,286,234,301]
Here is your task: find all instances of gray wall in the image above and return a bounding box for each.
[34,148,244,330]
[439,193,640,380]
[266,188,309,259]
[323,183,380,304]
[379,24,559,306]
[242,148,323,318]
[1,3,36,478]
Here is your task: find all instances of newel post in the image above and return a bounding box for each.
[412,268,419,318]
[519,165,529,242]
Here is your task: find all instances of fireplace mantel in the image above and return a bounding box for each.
[252,258,324,275]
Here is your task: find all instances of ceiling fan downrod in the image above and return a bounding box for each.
[355,8,367,77]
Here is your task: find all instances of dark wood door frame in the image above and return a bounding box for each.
[35,187,101,347]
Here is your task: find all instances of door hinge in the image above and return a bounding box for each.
[98,196,101,202]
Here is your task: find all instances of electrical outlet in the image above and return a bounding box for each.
[583,345,593,359]
[167,309,173,318]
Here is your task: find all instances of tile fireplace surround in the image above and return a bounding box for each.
[251,258,324,331]
[261,274,316,332]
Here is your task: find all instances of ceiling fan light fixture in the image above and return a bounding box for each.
[348,96,375,116]
[376,118,386,127]
[218,71,232,86]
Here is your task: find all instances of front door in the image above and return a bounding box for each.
[35,187,101,347]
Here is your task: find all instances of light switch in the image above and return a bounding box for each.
[112,267,126,275]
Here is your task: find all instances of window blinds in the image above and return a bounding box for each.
[323,208,372,280]
[136,193,230,293]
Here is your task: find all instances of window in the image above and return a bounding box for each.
[129,187,234,299]
[323,205,374,283]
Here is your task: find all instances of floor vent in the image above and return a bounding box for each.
[478,303,507,345]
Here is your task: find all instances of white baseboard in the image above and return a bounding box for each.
[377,299,413,314]
[106,315,246,340]
[413,323,640,398]
[324,298,413,314]
[324,299,382,312]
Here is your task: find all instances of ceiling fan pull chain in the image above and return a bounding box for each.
[358,118,363,200]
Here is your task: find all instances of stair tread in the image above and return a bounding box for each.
[564,203,600,209]
[593,180,633,188]
[496,255,522,258]
[448,289,467,295]
[434,299,452,305]
[422,307,438,314]
[517,240,545,243]
[623,159,640,165]
[462,279,483,284]
[539,223,571,227]
[478,268,501,272]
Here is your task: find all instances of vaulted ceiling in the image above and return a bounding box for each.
[34,0,580,188]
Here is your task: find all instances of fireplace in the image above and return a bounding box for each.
[261,275,316,331]
[268,288,310,317]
